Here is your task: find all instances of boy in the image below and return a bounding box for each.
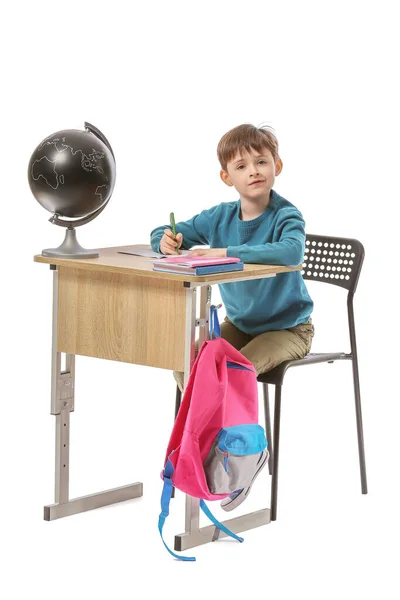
[150,123,314,393]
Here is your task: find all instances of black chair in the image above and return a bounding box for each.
[259,234,367,521]
[174,234,367,519]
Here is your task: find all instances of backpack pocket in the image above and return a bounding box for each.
[203,424,268,494]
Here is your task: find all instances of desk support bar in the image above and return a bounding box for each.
[44,483,143,521]
[184,285,211,535]
[183,286,199,532]
[44,266,143,520]
[175,508,271,551]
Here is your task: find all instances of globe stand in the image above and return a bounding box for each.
[42,227,99,259]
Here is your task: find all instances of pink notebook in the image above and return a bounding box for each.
[154,256,241,267]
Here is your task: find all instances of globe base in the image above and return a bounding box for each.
[42,227,99,259]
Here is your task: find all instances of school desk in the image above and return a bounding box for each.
[34,244,300,552]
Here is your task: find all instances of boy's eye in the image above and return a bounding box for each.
[236,165,244,170]
[258,160,266,164]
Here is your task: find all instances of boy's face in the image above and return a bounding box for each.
[220,147,282,202]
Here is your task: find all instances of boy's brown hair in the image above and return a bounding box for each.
[217,123,280,171]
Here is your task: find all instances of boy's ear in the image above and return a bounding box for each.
[220,169,234,186]
[275,158,283,176]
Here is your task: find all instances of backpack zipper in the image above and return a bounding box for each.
[223,451,229,472]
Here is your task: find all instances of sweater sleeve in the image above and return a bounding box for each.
[150,209,211,252]
[226,210,306,266]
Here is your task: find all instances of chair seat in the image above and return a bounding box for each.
[257,352,350,386]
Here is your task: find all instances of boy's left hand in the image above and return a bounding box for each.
[188,248,227,257]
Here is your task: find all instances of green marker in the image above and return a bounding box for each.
[170,212,179,253]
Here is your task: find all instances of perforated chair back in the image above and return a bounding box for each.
[302,234,364,293]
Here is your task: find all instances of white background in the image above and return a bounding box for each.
[1,0,399,597]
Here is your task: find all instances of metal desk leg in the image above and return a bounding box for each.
[180,285,211,538]
[180,285,199,535]
[44,267,142,521]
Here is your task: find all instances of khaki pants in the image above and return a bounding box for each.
[173,317,315,392]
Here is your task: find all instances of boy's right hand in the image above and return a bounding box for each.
[160,229,183,254]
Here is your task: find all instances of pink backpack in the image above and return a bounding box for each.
[158,306,268,561]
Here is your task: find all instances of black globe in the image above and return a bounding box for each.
[28,127,116,219]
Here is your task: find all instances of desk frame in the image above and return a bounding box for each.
[37,249,296,551]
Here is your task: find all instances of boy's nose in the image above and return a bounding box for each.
[249,164,259,175]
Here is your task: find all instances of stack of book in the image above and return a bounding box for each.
[152,255,244,275]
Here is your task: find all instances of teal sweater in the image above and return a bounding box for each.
[150,189,313,335]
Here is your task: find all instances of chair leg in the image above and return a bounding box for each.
[351,357,368,494]
[270,385,282,521]
[262,383,273,475]
[171,386,182,498]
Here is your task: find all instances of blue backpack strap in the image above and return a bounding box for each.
[200,499,244,543]
[158,455,196,562]
[209,304,222,339]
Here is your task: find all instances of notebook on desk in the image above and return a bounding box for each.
[152,255,243,275]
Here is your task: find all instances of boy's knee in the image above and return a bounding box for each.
[239,328,312,377]
[173,370,184,393]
